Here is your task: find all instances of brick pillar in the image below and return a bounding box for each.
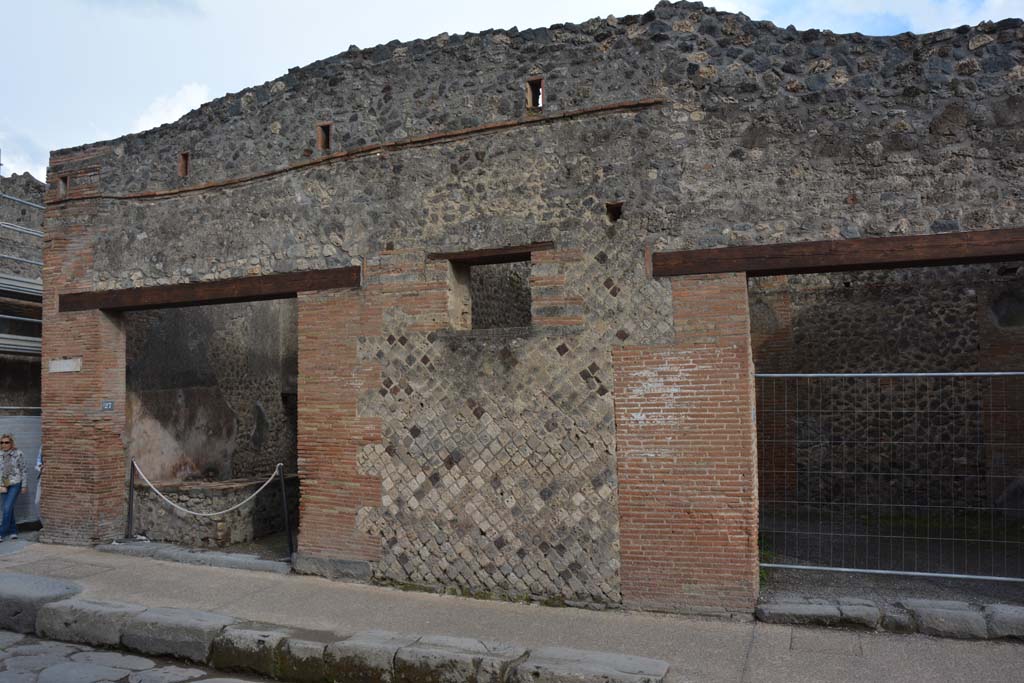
[530,248,584,327]
[748,276,796,506]
[614,272,758,615]
[39,308,127,544]
[294,287,383,578]
[40,159,127,545]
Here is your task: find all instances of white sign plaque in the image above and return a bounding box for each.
[48,357,82,373]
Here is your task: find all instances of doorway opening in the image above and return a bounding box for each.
[751,264,1024,606]
[124,298,298,559]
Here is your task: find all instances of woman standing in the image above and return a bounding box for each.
[0,433,26,541]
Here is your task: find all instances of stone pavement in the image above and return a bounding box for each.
[1,541,1022,682]
[0,630,271,683]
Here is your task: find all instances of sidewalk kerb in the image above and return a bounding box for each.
[120,606,238,662]
[0,573,80,634]
[36,597,146,646]
[1,570,673,682]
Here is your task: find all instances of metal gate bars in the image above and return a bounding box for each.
[756,372,1024,581]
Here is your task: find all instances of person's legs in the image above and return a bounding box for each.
[0,483,20,537]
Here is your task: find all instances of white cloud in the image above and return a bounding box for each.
[0,150,46,182]
[0,131,47,181]
[132,82,211,134]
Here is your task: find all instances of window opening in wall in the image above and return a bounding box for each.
[432,243,552,331]
[605,201,624,223]
[449,260,533,331]
[317,123,333,151]
[58,176,69,197]
[178,152,190,178]
[526,77,544,110]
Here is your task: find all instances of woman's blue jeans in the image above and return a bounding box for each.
[0,482,21,537]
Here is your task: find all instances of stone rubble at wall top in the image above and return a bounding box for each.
[0,173,44,281]
[0,173,45,205]
[51,1,1024,193]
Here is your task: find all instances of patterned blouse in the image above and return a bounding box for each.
[1,449,26,486]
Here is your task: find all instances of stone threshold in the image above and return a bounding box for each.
[0,572,670,683]
[97,540,291,575]
[756,596,1024,640]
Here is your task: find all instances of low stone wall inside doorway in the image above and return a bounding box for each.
[131,473,299,548]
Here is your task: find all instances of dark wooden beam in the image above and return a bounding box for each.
[652,228,1024,278]
[427,241,555,266]
[59,266,360,313]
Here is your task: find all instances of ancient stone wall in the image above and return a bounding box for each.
[0,173,43,281]
[131,474,299,548]
[469,262,532,329]
[750,265,1024,511]
[43,0,1024,612]
[748,266,1013,374]
[124,299,298,482]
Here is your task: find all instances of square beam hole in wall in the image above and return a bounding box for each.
[449,261,532,330]
[317,122,332,151]
[178,152,190,178]
[526,77,544,111]
[605,201,624,223]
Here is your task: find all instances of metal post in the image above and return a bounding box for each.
[125,459,136,539]
[278,463,295,560]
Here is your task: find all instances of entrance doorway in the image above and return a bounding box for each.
[123,298,299,558]
[750,263,1024,590]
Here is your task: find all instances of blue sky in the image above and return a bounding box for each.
[2,0,1022,182]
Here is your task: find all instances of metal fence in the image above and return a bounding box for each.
[756,373,1024,581]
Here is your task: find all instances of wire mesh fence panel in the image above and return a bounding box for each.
[756,373,1024,580]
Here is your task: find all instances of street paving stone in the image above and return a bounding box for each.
[0,634,23,651]
[71,651,156,670]
[36,662,130,683]
[127,668,208,683]
[0,631,272,683]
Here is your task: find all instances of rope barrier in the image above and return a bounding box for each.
[131,460,283,518]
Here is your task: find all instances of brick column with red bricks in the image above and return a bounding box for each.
[294,286,383,576]
[614,272,759,615]
[40,150,129,544]
[749,276,797,506]
[39,308,126,544]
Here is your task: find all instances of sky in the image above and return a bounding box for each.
[2,0,1022,182]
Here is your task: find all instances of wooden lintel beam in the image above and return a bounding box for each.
[427,241,555,266]
[59,266,361,313]
[652,228,1024,278]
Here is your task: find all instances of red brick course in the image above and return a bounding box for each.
[296,287,383,562]
[530,248,584,328]
[41,172,128,543]
[614,273,758,615]
[749,276,796,502]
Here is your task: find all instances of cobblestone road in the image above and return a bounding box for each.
[0,630,271,683]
